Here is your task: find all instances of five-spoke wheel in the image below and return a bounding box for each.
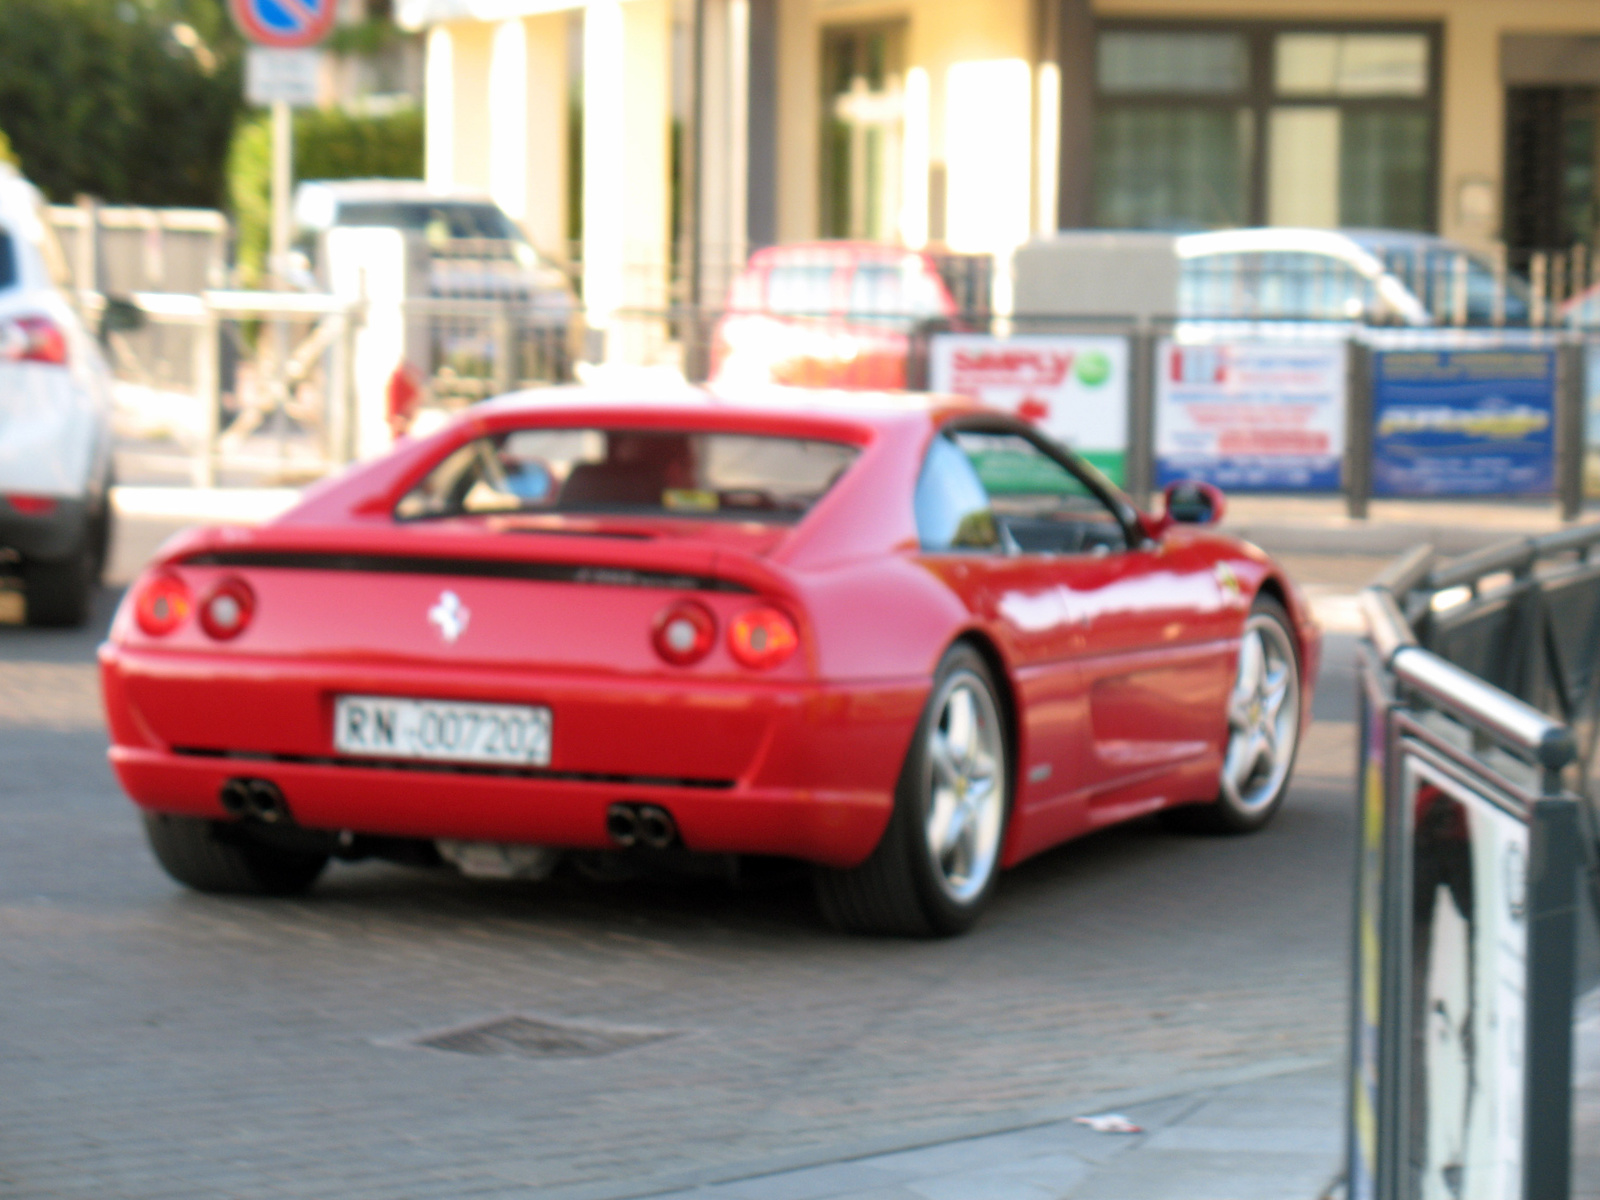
[814,643,1011,936]
[1168,595,1302,833]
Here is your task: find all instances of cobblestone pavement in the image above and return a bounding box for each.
[1,523,1366,1199]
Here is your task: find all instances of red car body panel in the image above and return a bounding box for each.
[100,388,1320,872]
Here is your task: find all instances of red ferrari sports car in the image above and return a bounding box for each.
[101,386,1319,935]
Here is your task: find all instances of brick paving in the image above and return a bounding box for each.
[1,568,1362,1199]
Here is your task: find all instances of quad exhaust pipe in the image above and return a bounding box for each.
[220,777,290,825]
[605,802,678,850]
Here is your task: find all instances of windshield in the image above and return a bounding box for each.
[0,232,16,290]
[336,201,525,243]
[396,427,860,523]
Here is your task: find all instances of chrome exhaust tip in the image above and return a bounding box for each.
[636,805,677,850]
[606,803,640,848]
[243,779,288,824]
[219,778,252,817]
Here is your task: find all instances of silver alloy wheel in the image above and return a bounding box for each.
[922,670,1007,904]
[1222,612,1301,814]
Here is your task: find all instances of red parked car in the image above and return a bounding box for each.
[102,387,1319,936]
[710,242,959,389]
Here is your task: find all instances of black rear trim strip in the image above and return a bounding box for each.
[172,746,736,790]
[181,551,752,594]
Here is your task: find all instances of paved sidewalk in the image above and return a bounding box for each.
[612,1060,1341,1200]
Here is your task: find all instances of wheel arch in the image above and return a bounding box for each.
[948,627,1022,824]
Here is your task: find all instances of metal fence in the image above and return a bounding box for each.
[1355,535,1600,1200]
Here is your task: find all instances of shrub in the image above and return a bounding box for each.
[0,0,240,208]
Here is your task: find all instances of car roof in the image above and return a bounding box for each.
[293,179,502,229]
[477,383,983,437]
[0,165,44,232]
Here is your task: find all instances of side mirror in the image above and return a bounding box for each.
[1162,480,1226,527]
[99,296,146,340]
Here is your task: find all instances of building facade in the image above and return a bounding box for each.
[397,0,1600,327]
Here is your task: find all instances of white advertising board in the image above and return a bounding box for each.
[928,334,1129,484]
[1155,340,1346,491]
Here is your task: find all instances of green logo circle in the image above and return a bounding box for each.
[1075,351,1111,387]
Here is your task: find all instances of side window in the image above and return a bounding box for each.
[914,435,1000,552]
[949,430,1127,555]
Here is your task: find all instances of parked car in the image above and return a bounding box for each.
[293,180,577,387]
[1015,227,1532,327]
[102,384,1319,935]
[0,165,116,626]
[710,242,960,389]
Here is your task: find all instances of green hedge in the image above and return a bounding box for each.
[228,106,424,285]
[0,0,240,208]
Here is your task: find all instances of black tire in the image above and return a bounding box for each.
[814,643,1012,937]
[142,812,328,896]
[22,540,94,628]
[1162,594,1303,835]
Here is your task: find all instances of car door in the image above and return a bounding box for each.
[912,429,1089,838]
[939,426,1235,822]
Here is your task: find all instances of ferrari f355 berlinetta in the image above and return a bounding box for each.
[101,387,1319,935]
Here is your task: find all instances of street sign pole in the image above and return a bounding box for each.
[231,0,335,289]
[271,99,292,288]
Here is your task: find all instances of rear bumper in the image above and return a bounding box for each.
[101,645,927,867]
[0,497,88,560]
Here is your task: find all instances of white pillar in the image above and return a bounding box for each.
[522,13,571,257]
[489,20,530,223]
[427,21,493,193]
[584,0,671,361]
[424,26,454,188]
[697,0,750,301]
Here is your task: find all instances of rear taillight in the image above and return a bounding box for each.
[652,600,716,666]
[199,577,255,641]
[728,606,799,670]
[0,316,68,366]
[134,572,191,637]
[5,494,57,517]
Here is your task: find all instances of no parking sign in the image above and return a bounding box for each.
[229,0,336,48]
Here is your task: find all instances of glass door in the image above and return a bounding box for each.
[820,24,906,241]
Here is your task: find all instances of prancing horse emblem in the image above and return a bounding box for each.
[428,590,470,644]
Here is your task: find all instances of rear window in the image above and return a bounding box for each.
[765,265,838,315]
[0,233,15,290]
[396,428,860,523]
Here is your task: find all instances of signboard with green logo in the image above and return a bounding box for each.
[928,334,1129,484]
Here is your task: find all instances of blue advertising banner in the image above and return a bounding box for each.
[1372,350,1556,497]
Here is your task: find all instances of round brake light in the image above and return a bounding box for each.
[728,606,799,670]
[199,577,255,641]
[134,572,191,637]
[652,600,717,666]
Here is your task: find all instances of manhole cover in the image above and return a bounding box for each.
[409,1014,678,1059]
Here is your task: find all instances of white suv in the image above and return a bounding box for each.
[0,167,115,626]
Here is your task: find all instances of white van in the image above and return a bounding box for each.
[0,166,115,626]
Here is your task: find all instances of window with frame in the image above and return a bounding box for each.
[1093,24,1438,233]
[915,429,1127,555]
[396,428,860,523]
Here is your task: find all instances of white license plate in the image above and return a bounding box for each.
[334,695,552,767]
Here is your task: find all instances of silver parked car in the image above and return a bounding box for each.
[0,165,117,626]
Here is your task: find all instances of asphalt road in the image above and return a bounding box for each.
[0,515,1365,1199]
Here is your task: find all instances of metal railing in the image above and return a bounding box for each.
[1353,534,1599,1200]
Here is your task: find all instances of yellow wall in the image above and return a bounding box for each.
[776,0,1036,244]
[775,0,1600,247]
[1095,0,1600,245]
